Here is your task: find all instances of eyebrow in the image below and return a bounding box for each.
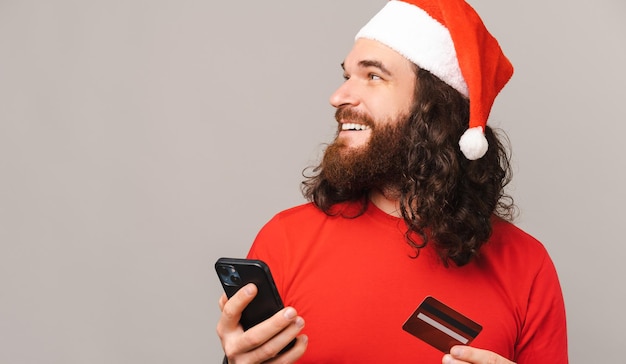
[341,59,393,76]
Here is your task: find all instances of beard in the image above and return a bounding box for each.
[319,107,411,194]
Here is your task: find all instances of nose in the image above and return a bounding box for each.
[329,79,359,109]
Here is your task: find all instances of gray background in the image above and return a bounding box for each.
[0,0,624,362]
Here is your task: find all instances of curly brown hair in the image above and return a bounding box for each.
[302,67,516,267]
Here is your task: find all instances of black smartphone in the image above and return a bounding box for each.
[215,257,296,353]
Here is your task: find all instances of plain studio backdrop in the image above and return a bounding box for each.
[0,0,624,362]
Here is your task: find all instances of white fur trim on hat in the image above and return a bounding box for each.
[355,0,468,97]
[459,126,488,160]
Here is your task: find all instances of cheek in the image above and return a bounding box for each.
[364,100,394,125]
[362,87,414,125]
[396,87,416,116]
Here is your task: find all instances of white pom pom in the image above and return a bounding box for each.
[459,126,488,160]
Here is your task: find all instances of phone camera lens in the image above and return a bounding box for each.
[231,275,241,284]
[218,266,229,276]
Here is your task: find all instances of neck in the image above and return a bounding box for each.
[369,189,402,217]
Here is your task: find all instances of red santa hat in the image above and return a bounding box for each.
[356,0,513,160]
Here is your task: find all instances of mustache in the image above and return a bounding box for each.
[335,107,374,128]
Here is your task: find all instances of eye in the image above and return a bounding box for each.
[343,73,350,81]
[369,73,382,81]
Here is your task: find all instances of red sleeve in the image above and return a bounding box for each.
[246,214,290,298]
[515,252,568,363]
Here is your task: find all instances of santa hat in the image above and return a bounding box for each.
[356,0,513,160]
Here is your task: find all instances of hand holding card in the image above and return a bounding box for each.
[402,296,482,353]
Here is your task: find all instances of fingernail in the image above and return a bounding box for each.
[301,335,308,344]
[295,317,305,328]
[244,284,255,296]
[283,307,296,320]
[450,346,462,356]
[442,354,452,364]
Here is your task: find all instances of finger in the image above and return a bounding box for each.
[442,353,469,364]
[264,334,309,364]
[229,313,306,362]
[447,345,515,364]
[255,315,305,359]
[238,307,301,351]
[217,283,257,333]
[218,293,227,311]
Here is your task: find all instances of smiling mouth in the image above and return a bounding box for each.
[341,123,371,131]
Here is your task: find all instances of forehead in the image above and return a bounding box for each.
[344,38,414,74]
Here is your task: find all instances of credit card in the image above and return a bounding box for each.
[402,296,482,353]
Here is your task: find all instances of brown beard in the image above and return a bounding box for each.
[319,107,410,194]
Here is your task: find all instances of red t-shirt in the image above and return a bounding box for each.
[248,202,568,363]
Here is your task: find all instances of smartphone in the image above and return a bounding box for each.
[215,257,296,353]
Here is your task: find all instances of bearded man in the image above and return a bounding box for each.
[216,1,568,363]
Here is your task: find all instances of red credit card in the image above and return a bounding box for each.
[402,296,482,353]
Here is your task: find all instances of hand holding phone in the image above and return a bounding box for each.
[215,257,298,355]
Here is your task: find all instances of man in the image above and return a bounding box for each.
[217,0,568,363]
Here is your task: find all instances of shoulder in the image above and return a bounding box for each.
[272,202,323,219]
[267,201,361,225]
[489,218,548,253]
[261,202,326,228]
[253,202,327,244]
[476,218,564,303]
[251,201,363,256]
[478,218,553,271]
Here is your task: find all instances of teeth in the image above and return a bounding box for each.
[341,123,370,131]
